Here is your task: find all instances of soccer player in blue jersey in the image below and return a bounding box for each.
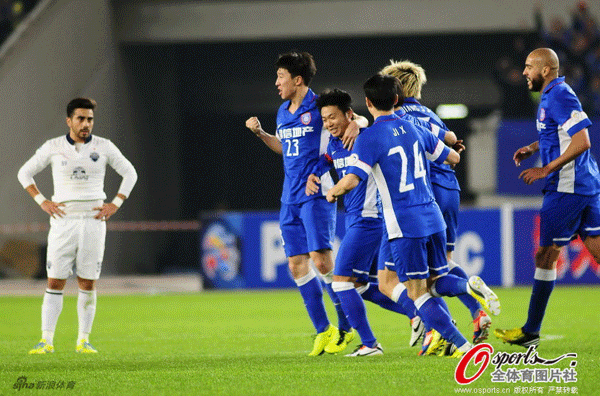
[495,48,600,347]
[326,74,500,358]
[380,60,492,346]
[307,88,427,355]
[245,51,363,356]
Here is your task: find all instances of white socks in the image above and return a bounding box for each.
[391,283,406,303]
[42,289,63,345]
[77,289,97,343]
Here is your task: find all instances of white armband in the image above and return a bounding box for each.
[112,196,124,208]
[34,194,47,206]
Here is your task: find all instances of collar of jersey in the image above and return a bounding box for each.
[287,88,316,113]
[66,133,92,145]
[543,76,566,94]
[373,113,400,125]
[402,97,420,105]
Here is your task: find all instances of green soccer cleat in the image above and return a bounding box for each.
[467,276,501,316]
[308,325,336,356]
[324,328,355,354]
[28,339,54,354]
[76,339,98,353]
[494,327,540,348]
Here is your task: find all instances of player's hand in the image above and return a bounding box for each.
[452,140,465,154]
[519,167,548,185]
[342,120,359,150]
[93,203,119,221]
[245,117,263,136]
[305,174,321,196]
[326,190,338,203]
[513,145,535,166]
[41,201,66,218]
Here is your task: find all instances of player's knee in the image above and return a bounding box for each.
[535,246,561,269]
[47,278,66,290]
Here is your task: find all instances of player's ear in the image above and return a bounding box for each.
[347,109,354,120]
[393,94,399,107]
[66,117,71,128]
[365,97,372,108]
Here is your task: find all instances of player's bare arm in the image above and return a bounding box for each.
[326,173,360,203]
[444,130,458,146]
[25,184,65,218]
[443,148,461,166]
[520,129,591,185]
[93,193,127,221]
[305,174,321,196]
[513,141,539,167]
[341,113,369,150]
[245,116,283,155]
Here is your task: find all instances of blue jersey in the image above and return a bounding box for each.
[347,113,450,239]
[536,77,600,195]
[401,98,460,191]
[276,89,332,204]
[311,134,380,218]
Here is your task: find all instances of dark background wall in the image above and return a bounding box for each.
[121,32,536,217]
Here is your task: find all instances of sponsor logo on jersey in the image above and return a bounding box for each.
[90,152,99,162]
[71,167,89,180]
[536,119,546,131]
[348,153,359,166]
[539,108,546,121]
[301,112,312,125]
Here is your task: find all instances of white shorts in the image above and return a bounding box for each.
[46,200,106,280]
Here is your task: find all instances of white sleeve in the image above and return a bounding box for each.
[106,140,138,198]
[17,142,52,189]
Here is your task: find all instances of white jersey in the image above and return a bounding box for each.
[18,134,137,203]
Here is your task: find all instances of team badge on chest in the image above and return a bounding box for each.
[539,108,545,121]
[90,152,99,162]
[301,112,312,125]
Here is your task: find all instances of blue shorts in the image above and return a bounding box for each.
[540,192,600,247]
[280,197,336,257]
[432,184,459,252]
[334,214,383,283]
[377,228,395,272]
[388,231,449,282]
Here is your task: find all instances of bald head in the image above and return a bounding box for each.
[523,48,559,92]
[528,48,559,70]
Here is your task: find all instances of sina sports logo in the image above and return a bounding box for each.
[301,112,312,125]
[90,152,99,162]
[539,108,546,121]
[70,167,89,180]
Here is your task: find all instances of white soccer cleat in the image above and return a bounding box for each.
[345,343,383,357]
[409,316,425,347]
[467,276,501,316]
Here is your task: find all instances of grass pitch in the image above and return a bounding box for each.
[1,286,598,395]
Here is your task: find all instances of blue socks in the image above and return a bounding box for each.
[431,273,467,297]
[523,268,556,334]
[333,282,377,348]
[449,261,482,318]
[323,278,352,332]
[415,292,468,348]
[295,269,330,333]
[359,282,415,318]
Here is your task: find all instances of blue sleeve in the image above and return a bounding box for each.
[422,130,450,164]
[550,88,592,136]
[311,154,333,177]
[346,133,376,181]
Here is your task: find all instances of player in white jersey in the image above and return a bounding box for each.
[18,98,138,354]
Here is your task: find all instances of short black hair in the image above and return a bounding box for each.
[275,51,317,86]
[363,74,403,111]
[316,89,352,113]
[66,98,96,117]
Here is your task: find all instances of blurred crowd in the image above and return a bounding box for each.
[0,0,38,45]
[495,1,600,118]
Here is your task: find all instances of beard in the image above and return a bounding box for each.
[529,74,544,92]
